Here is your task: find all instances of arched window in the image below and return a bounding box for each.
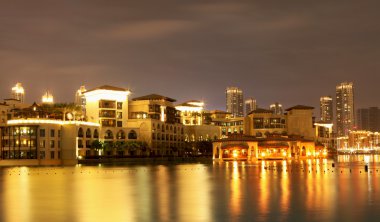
[128,130,137,139]
[78,128,84,137]
[105,130,113,139]
[86,129,91,138]
[117,130,126,139]
[166,125,169,131]
[94,129,99,138]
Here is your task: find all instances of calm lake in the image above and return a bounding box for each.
[1,155,380,222]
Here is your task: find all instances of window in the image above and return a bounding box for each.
[128,130,137,139]
[58,141,60,148]
[51,151,55,159]
[117,102,123,109]
[50,129,55,137]
[86,129,91,138]
[50,140,55,148]
[58,130,61,138]
[58,151,61,159]
[78,128,84,137]
[39,140,45,148]
[40,129,45,137]
[39,151,45,159]
[117,121,122,127]
[117,112,123,119]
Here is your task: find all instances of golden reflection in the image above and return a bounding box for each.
[229,161,242,217]
[156,165,169,222]
[258,160,269,217]
[280,161,289,217]
[177,164,211,222]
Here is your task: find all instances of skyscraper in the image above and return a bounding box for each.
[336,82,355,136]
[11,83,25,103]
[245,98,257,115]
[226,87,243,118]
[270,102,283,115]
[320,96,333,122]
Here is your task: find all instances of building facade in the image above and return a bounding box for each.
[320,96,333,122]
[226,87,243,118]
[357,107,380,132]
[270,102,283,115]
[336,82,355,136]
[245,98,257,116]
[127,94,185,156]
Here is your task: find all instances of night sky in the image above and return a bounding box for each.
[1,0,380,113]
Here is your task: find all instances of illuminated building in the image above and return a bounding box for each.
[320,96,333,122]
[245,105,315,140]
[336,130,380,153]
[357,107,380,132]
[270,102,283,115]
[245,98,257,116]
[11,83,25,103]
[175,100,204,125]
[336,82,355,136]
[127,94,184,156]
[75,85,87,114]
[212,134,323,161]
[314,121,334,149]
[42,90,54,104]
[0,119,100,166]
[209,110,244,137]
[226,87,243,118]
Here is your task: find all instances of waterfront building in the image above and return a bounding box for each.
[212,134,324,161]
[320,96,333,122]
[245,98,257,116]
[126,94,184,156]
[226,87,243,118]
[42,91,54,104]
[357,107,380,132]
[0,118,100,166]
[245,105,315,140]
[336,130,380,153]
[270,102,283,115]
[11,83,25,103]
[336,82,355,136]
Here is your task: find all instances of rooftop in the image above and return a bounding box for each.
[85,85,130,93]
[132,94,176,102]
[285,105,314,111]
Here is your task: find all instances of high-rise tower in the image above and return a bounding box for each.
[245,98,257,115]
[226,87,243,118]
[320,96,333,122]
[11,83,25,103]
[336,82,355,136]
[270,102,283,115]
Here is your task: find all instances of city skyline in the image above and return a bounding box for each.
[1,1,380,111]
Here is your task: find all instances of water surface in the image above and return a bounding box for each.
[1,155,380,222]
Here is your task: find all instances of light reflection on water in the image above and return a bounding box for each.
[1,155,380,222]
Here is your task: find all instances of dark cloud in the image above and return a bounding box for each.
[1,0,380,114]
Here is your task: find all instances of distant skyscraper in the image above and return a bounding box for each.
[42,91,54,104]
[357,107,380,132]
[75,85,87,113]
[270,102,283,115]
[11,83,25,103]
[336,82,355,136]
[226,87,243,117]
[245,98,257,115]
[320,96,333,122]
